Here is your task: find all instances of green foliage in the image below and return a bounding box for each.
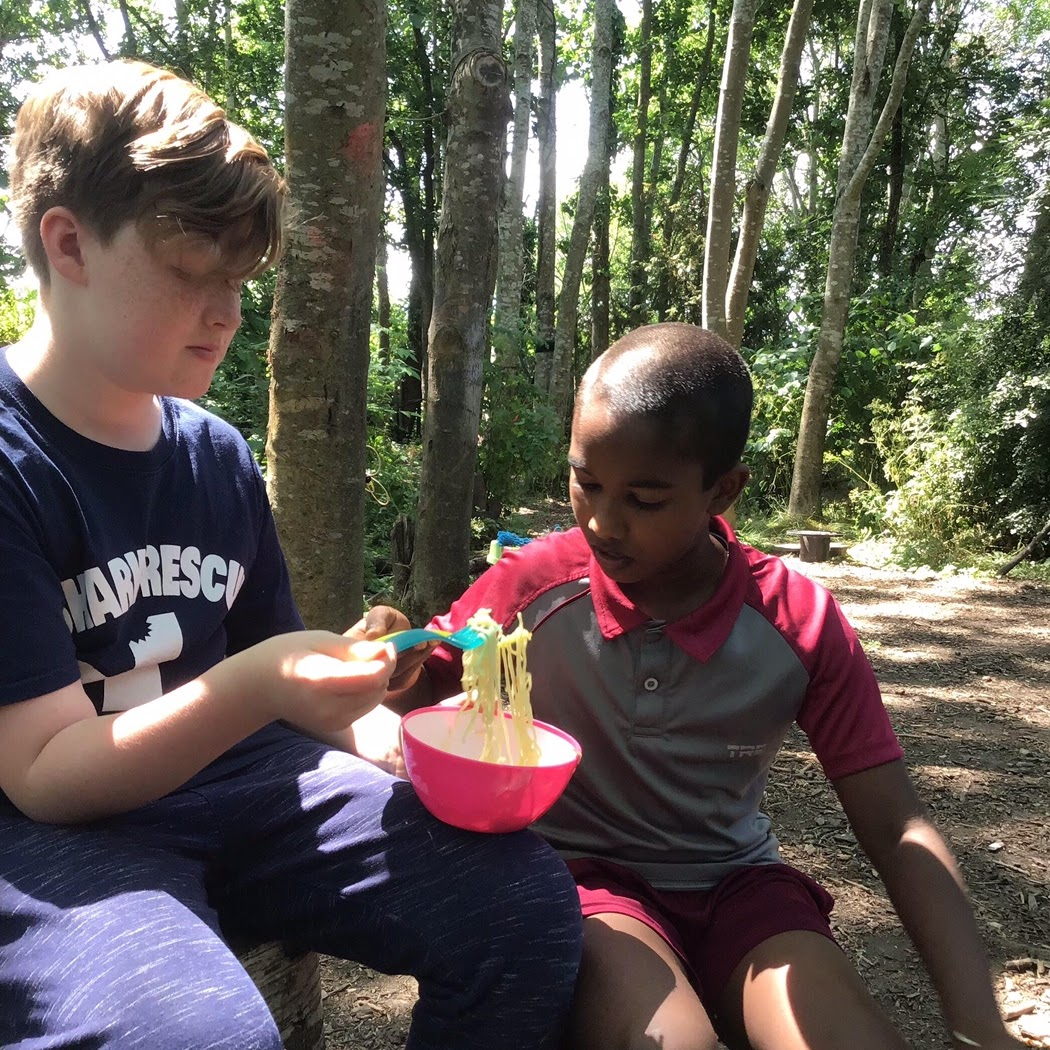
[0,285,35,345]
[362,433,421,600]
[478,363,564,515]
[198,275,274,457]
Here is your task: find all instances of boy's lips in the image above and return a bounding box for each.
[591,544,633,567]
[188,344,223,361]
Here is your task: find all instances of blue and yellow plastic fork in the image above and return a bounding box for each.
[379,625,485,654]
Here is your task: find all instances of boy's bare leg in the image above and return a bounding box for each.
[569,912,720,1050]
[717,931,910,1050]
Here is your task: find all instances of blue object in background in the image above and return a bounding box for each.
[497,531,532,548]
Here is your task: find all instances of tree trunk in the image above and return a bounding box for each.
[267,0,386,630]
[701,0,759,338]
[404,0,509,622]
[788,0,932,519]
[592,171,612,359]
[548,0,615,425]
[377,236,391,363]
[534,0,557,393]
[494,0,536,363]
[655,2,715,322]
[627,0,653,328]
[877,95,905,276]
[725,0,814,348]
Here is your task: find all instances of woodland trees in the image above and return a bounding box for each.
[1,0,1048,621]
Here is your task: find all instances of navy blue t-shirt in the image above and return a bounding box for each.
[0,348,303,738]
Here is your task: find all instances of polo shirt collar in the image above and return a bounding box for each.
[587,516,749,664]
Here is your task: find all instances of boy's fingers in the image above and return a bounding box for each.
[290,645,395,684]
[343,615,369,641]
[363,606,407,637]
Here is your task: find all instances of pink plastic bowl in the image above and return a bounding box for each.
[400,705,582,833]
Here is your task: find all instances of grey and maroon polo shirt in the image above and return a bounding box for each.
[425,521,902,890]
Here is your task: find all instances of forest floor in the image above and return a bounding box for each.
[319,503,1050,1049]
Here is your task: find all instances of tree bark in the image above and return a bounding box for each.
[266,0,386,631]
[725,0,814,348]
[548,0,615,426]
[655,2,715,322]
[534,0,557,393]
[494,0,536,364]
[627,0,653,327]
[788,0,933,519]
[701,0,759,338]
[404,0,509,621]
[592,165,612,359]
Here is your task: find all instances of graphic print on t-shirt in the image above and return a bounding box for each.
[64,543,246,712]
[79,612,185,711]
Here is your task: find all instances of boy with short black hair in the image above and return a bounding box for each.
[0,59,581,1049]
[378,323,1023,1050]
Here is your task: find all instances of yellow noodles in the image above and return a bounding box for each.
[459,609,540,766]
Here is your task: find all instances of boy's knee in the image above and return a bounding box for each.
[481,832,583,963]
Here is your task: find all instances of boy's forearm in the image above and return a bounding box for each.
[19,658,271,824]
[871,817,1009,1044]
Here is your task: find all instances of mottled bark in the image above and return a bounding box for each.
[548,0,615,425]
[534,0,557,392]
[266,0,386,630]
[725,0,814,349]
[627,0,652,327]
[788,0,932,518]
[494,0,536,363]
[405,0,509,621]
[702,0,759,338]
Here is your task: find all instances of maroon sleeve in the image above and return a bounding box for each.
[424,530,590,701]
[753,554,903,780]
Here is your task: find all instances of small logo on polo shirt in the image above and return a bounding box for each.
[727,743,765,758]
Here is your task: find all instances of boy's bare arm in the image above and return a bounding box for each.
[834,761,1023,1050]
[0,632,395,825]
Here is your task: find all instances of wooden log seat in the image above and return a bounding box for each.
[234,941,326,1050]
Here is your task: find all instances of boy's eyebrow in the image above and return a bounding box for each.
[567,456,674,490]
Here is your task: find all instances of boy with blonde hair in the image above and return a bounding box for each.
[0,59,581,1049]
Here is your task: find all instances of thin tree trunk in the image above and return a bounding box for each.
[534,0,557,392]
[267,0,386,629]
[592,164,612,359]
[725,0,814,348]
[377,236,391,363]
[997,514,1050,577]
[627,0,653,327]
[494,0,536,364]
[877,89,905,276]
[702,0,760,338]
[405,0,509,621]
[548,0,615,425]
[655,2,715,321]
[788,0,933,519]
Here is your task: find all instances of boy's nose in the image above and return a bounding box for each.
[207,286,242,329]
[587,501,625,541]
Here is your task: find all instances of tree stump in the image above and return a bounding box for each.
[787,529,836,563]
[235,941,325,1050]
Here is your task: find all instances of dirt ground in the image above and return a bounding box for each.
[318,542,1050,1049]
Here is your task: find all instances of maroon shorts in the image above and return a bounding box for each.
[567,857,836,1010]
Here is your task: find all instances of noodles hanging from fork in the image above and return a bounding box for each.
[459,609,540,766]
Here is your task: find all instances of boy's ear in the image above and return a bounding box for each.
[707,464,750,516]
[38,207,91,287]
